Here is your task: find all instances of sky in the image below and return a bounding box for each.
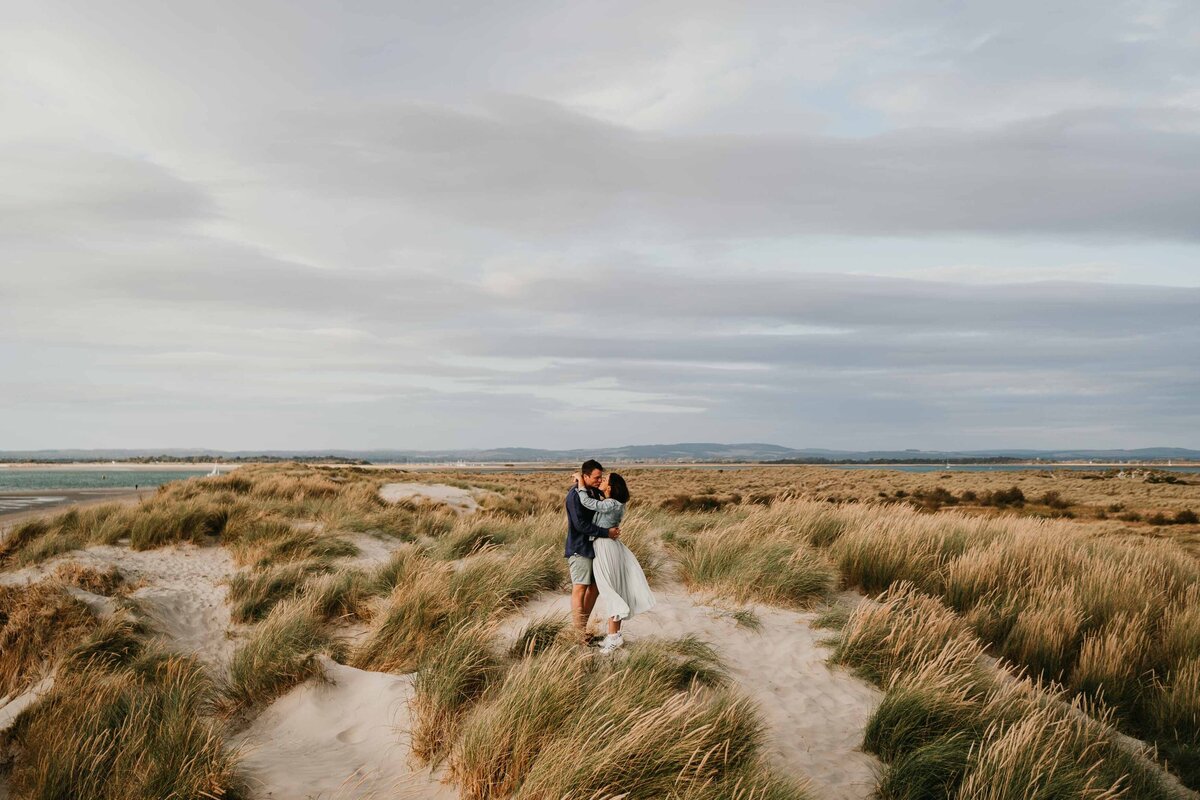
[2,0,1199,451]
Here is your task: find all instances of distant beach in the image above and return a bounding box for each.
[0,465,236,525]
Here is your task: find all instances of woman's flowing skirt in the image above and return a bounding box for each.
[592,537,656,621]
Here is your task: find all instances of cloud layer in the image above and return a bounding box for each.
[2,0,1199,449]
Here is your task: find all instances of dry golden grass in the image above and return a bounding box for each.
[447,638,807,800]
[221,595,333,715]
[51,561,127,595]
[3,644,245,799]
[832,582,1177,800]
[0,579,97,696]
[351,545,562,674]
[672,509,837,607]
[411,620,501,764]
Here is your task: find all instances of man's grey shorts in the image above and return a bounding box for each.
[568,554,593,585]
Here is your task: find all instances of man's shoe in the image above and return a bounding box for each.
[599,633,624,654]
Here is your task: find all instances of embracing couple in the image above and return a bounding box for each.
[564,459,656,653]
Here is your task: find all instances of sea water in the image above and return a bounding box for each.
[0,469,212,491]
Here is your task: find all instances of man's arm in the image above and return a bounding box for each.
[566,489,618,539]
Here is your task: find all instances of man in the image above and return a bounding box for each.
[565,458,620,641]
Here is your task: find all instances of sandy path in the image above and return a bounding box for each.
[234,655,455,800]
[503,585,882,800]
[378,483,480,514]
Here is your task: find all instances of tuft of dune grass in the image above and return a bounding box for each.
[674,515,836,607]
[351,565,458,673]
[833,582,1180,800]
[226,558,335,623]
[412,620,502,764]
[126,499,232,549]
[352,546,563,674]
[448,637,801,800]
[221,596,331,715]
[304,567,375,622]
[956,705,1127,799]
[63,608,150,673]
[3,610,244,800]
[0,580,97,696]
[510,614,570,658]
[449,647,588,797]
[51,561,127,595]
[431,517,521,560]
[728,607,764,631]
[222,514,358,567]
[368,542,426,593]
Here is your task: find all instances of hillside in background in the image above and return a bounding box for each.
[3,444,1199,464]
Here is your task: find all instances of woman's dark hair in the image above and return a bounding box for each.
[607,472,630,504]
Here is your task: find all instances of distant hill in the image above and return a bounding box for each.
[2,444,1199,464]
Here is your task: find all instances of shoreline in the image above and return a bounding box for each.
[0,462,242,471]
[3,460,1197,471]
[0,488,150,532]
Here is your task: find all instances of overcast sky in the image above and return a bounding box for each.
[3,0,1199,451]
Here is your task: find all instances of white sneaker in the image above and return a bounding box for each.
[599,633,624,653]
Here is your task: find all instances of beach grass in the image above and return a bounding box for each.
[673,511,837,607]
[221,596,332,715]
[1,602,244,800]
[225,557,336,623]
[831,582,1179,800]
[447,638,801,800]
[411,619,502,763]
[0,579,97,696]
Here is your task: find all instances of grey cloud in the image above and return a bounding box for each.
[255,101,1200,241]
[4,1,1200,449]
[487,270,1200,334]
[0,145,214,238]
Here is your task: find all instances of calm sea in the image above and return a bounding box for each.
[0,469,217,491]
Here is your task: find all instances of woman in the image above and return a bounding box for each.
[572,471,655,652]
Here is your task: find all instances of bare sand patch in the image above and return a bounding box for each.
[0,543,241,670]
[378,483,480,514]
[234,655,455,800]
[0,673,55,735]
[340,531,408,569]
[505,585,882,800]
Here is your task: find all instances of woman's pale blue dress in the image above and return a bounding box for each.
[578,489,656,621]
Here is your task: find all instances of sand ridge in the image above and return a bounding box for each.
[234,655,456,800]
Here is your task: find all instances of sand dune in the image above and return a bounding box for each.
[235,655,455,800]
[0,542,241,670]
[2,488,883,798]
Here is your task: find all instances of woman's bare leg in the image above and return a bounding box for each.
[608,616,622,635]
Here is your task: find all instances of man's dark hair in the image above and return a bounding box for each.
[608,472,630,504]
[581,459,603,475]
